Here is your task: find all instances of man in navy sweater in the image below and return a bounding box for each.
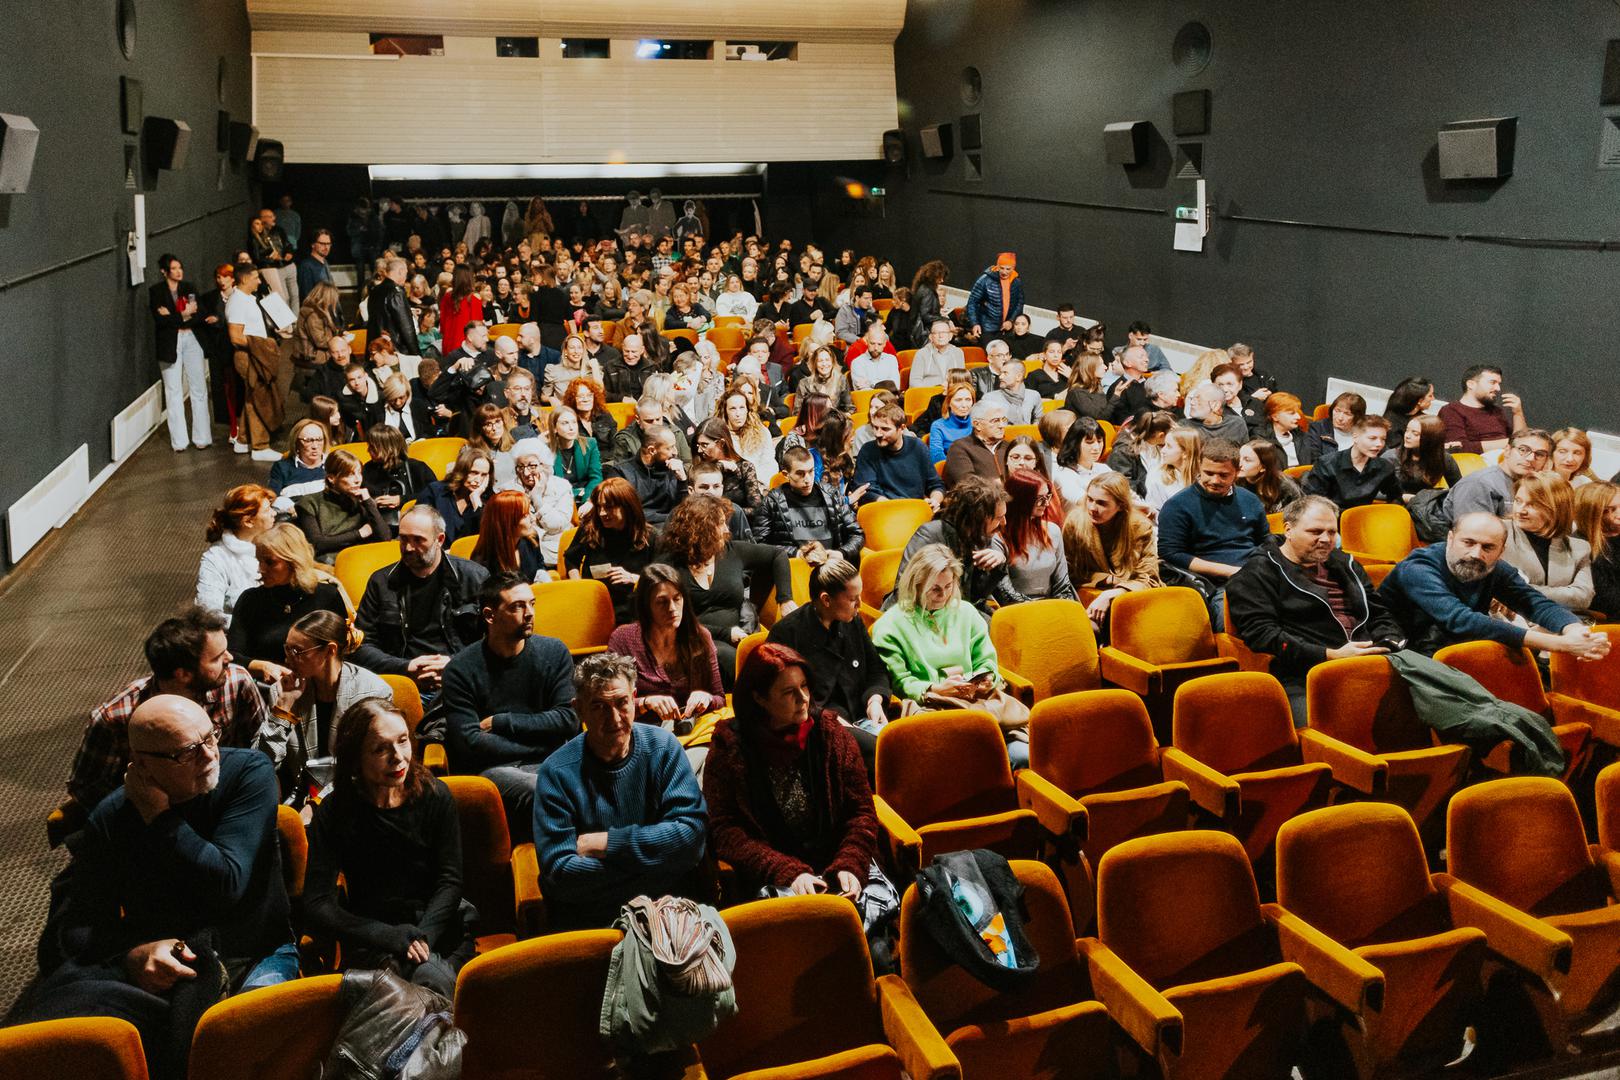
[852,405,943,508]
[1157,439,1271,629]
[534,652,706,930]
[441,572,578,842]
[1381,512,1612,659]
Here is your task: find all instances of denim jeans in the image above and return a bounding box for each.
[239,942,300,990]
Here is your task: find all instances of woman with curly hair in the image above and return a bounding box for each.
[564,375,618,452]
[659,494,795,683]
[694,417,766,519]
[565,477,660,624]
[907,260,949,348]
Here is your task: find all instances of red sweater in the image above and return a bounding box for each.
[1438,400,1513,455]
[702,711,876,889]
[439,292,484,354]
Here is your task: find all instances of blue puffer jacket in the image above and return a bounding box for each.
[964,267,1025,333]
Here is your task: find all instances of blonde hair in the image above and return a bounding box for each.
[895,543,962,612]
[1551,427,1599,483]
[1179,348,1231,397]
[1574,481,1619,564]
[284,417,329,459]
[254,523,322,594]
[1513,471,1576,540]
[1158,428,1202,487]
[721,379,771,456]
[1062,473,1158,586]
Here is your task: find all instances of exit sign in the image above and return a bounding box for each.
[869,186,886,196]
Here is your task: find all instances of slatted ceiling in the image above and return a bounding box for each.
[253,42,898,163]
[246,0,905,41]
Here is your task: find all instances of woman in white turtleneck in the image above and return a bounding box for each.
[196,483,278,624]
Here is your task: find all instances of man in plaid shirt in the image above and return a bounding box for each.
[66,606,269,811]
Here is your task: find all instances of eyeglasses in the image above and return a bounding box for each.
[284,640,327,660]
[134,728,218,765]
[1512,445,1551,461]
[515,462,543,473]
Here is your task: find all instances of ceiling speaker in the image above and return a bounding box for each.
[142,116,190,171]
[920,123,953,160]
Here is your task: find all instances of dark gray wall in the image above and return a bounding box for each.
[827,0,1620,426]
[0,1,253,568]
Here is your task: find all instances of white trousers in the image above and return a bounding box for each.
[278,262,301,310]
[163,332,211,449]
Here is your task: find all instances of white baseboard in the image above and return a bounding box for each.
[112,380,164,460]
[6,444,90,563]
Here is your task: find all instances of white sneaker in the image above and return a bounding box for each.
[251,448,282,462]
[233,440,250,454]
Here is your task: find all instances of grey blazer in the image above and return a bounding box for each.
[1503,523,1595,613]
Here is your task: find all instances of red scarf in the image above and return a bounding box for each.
[752,718,813,767]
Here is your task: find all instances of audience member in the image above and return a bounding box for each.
[1444,428,1553,522]
[568,377,620,454]
[964,253,1024,340]
[1183,381,1251,446]
[849,323,901,391]
[296,449,391,563]
[1381,376,1434,432]
[195,484,275,623]
[798,344,853,414]
[468,488,547,581]
[441,572,578,841]
[1062,471,1162,630]
[605,421,686,524]
[534,652,706,930]
[1307,392,1364,463]
[255,610,390,776]
[363,424,435,530]
[1107,410,1174,496]
[507,438,574,568]
[1228,496,1403,722]
[544,335,605,406]
[928,380,977,465]
[1439,364,1527,454]
[1550,427,1599,487]
[1386,415,1461,495]
[228,524,347,673]
[1144,427,1201,514]
[1000,312,1048,360]
[1060,353,1111,422]
[1043,303,1085,356]
[1051,415,1112,510]
[1158,440,1270,625]
[1237,440,1304,515]
[606,565,726,732]
[909,318,963,390]
[944,399,1008,488]
[149,254,211,453]
[871,544,1030,765]
[896,475,1027,618]
[1260,392,1311,468]
[1575,481,1620,617]
[1502,472,1595,613]
[268,418,330,511]
[834,283,877,344]
[305,698,471,997]
[759,447,866,565]
[366,258,420,377]
[999,469,1076,600]
[1381,512,1610,658]
[415,445,493,543]
[227,263,287,462]
[854,404,943,508]
[984,351,1042,425]
[720,385,779,480]
[351,505,489,687]
[25,696,294,1079]
[1303,415,1403,509]
[1122,321,1172,373]
[1105,345,1154,424]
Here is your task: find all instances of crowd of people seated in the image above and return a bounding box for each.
[15,195,1620,1079]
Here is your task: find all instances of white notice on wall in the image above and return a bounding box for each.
[1174,221,1203,252]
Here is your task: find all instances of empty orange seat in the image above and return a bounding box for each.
[0,1017,148,1080]
[1434,639,1600,775]
[189,975,345,1080]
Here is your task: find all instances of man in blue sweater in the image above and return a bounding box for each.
[1381,512,1612,659]
[1157,439,1271,628]
[441,572,578,843]
[853,405,944,508]
[534,652,707,930]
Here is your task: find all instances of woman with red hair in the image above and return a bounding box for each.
[197,482,278,623]
[998,468,1075,600]
[703,642,892,917]
[469,488,545,581]
[566,376,618,452]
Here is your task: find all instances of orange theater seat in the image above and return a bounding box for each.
[442,774,545,945]
[1550,622,1620,715]
[1100,587,1240,697]
[0,1017,148,1080]
[1098,830,1372,1080]
[407,436,467,479]
[531,578,615,656]
[1434,639,1601,777]
[1338,504,1420,565]
[189,974,345,1080]
[1164,673,1332,864]
[701,895,960,1079]
[1276,804,1486,1078]
[900,859,1182,1080]
[333,540,398,611]
[990,599,1102,703]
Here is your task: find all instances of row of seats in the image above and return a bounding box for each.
[14,777,1620,1080]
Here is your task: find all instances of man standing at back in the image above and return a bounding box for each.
[150,254,211,452]
[1439,364,1527,455]
[965,253,1024,341]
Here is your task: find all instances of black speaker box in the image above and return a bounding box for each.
[960,112,982,151]
[216,110,231,152]
[1172,90,1210,136]
[1438,116,1516,180]
[143,116,190,170]
[920,123,952,159]
[1104,120,1150,166]
[0,113,40,194]
[255,138,285,182]
[1603,40,1620,106]
[881,129,905,166]
[228,120,257,163]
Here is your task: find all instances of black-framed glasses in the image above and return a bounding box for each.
[134,728,218,765]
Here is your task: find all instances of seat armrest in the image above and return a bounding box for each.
[1099,646,1157,696]
[874,795,923,880]
[1437,873,1571,984]
[1078,936,1183,1062]
[1160,747,1239,823]
[1265,903,1384,1015]
[570,645,609,658]
[421,742,447,776]
[1015,770,1089,845]
[1597,849,1620,900]
[999,666,1035,706]
[510,843,546,939]
[1550,693,1620,748]
[1298,730,1388,796]
[1216,633,1272,673]
[876,974,962,1080]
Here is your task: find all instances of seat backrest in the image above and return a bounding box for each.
[447,534,479,560]
[1109,587,1218,667]
[604,401,636,430]
[1453,453,1486,476]
[1339,504,1419,563]
[903,385,936,416]
[876,710,1018,827]
[899,859,1082,1030]
[1551,623,1620,708]
[454,929,622,1079]
[1599,761,1620,853]
[276,803,308,900]
[990,599,1101,698]
[532,578,615,653]
[857,498,935,552]
[735,629,767,681]
[1434,640,1550,713]
[1276,804,1435,946]
[1305,656,1430,753]
[701,896,885,1078]
[1448,777,1601,917]
[189,974,344,1080]
[860,547,905,610]
[380,673,424,735]
[1173,672,1299,774]
[440,775,515,935]
[330,440,372,463]
[1029,690,1160,794]
[406,436,468,479]
[0,1017,148,1080]
[333,540,399,609]
[1097,831,1266,988]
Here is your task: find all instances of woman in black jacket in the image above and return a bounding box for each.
[362,425,435,530]
[531,265,571,348]
[305,697,473,996]
[659,494,795,686]
[228,523,348,674]
[566,477,662,624]
[907,260,949,349]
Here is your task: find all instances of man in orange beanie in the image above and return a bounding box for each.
[964,252,1025,341]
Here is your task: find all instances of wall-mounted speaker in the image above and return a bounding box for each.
[228,121,256,163]
[881,129,905,166]
[1603,40,1620,106]
[1104,120,1151,166]
[959,113,983,151]
[1438,116,1516,180]
[919,123,953,159]
[120,76,143,136]
[254,138,285,182]
[0,114,40,194]
[143,117,190,171]
[216,111,231,153]
[1172,90,1209,137]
